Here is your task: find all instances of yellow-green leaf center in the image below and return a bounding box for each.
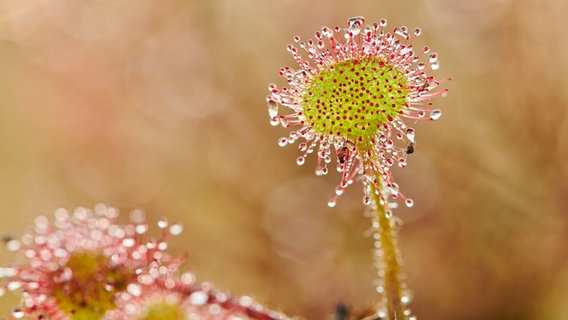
[303,57,408,142]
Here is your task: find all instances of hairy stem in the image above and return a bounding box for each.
[371,185,407,320]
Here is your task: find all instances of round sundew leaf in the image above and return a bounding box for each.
[303,58,407,142]
[51,252,134,319]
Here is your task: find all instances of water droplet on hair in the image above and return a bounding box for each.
[12,307,24,318]
[405,128,415,142]
[321,26,334,38]
[379,18,387,27]
[267,100,278,118]
[315,166,328,176]
[278,137,288,147]
[169,223,183,236]
[347,16,365,36]
[395,27,409,40]
[189,291,209,305]
[296,156,305,165]
[414,28,422,36]
[127,283,141,296]
[270,117,279,126]
[428,53,438,63]
[135,223,148,234]
[327,199,336,208]
[429,109,442,120]
[122,238,135,248]
[405,199,414,208]
[401,290,414,304]
[181,272,195,284]
[157,217,169,229]
[363,196,371,205]
[5,239,20,252]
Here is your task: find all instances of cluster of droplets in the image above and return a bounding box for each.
[267,16,449,208]
[0,205,292,320]
[109,271,293,320]
[356,198,417,320]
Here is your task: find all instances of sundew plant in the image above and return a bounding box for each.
[267,17,449,319]
[0,16,448,320]
[0,205,293,320]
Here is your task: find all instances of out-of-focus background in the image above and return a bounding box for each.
[1,0,567,319]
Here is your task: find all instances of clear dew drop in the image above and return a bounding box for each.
[189,291,209,306]
[267,100,278,118]
[405,128,415,142]
[347,16,364,36]
[181,272,196,285]
[270,117,279,127]
[135,223,148,234]
[431,61,440,70]
[363,196,371,206]
[429,109,442,120]
[169,223,183,236]
[278,137,288,147]
[321,26,334,38]
[395,28,409,40]
[405,198,414,208]
[127,283,141,297]
[157,217,169,229]
[296,156,305,165]
[7,281,21,291]
[414,28,422,36]
[5,239,20,252]
[401,290,414,305]
[12,307,24,319]
[327,199,336,208]
[428,52,438,63]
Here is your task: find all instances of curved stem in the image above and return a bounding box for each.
[370,184,407,320]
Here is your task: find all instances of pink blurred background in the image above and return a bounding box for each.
[1,1,568,319]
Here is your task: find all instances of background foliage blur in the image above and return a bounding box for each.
[1,1,567,319]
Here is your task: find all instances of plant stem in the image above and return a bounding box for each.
[371,184,407,320]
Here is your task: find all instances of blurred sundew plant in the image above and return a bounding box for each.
[267,17,449,319]
[0,205,294,320]
[0,16,449,320]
